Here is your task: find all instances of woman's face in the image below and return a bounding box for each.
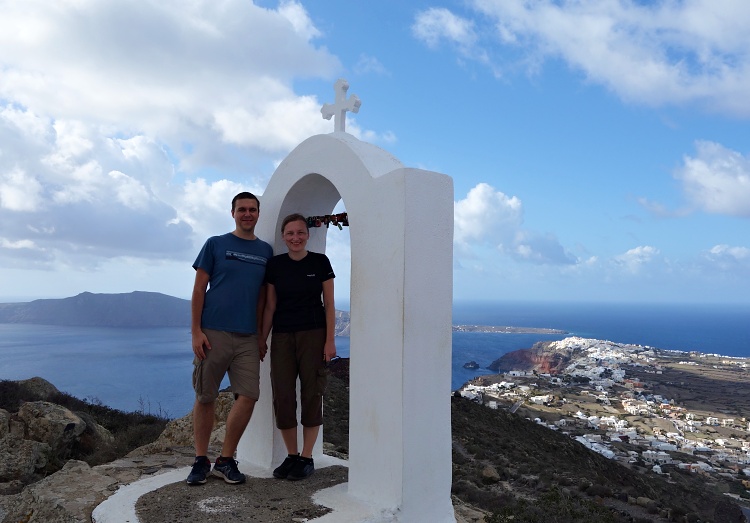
[283,219,309,253]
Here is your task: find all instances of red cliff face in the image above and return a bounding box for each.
[488,341,574,375]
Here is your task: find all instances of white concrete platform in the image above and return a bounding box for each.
[91,455,405,523]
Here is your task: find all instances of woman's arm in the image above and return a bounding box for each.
[258,283,277,361]
[322,278,336,362]
[260,283,276,341]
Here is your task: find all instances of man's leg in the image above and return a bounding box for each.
[187,398,216,485]
[220,394,256,457]
[193,399,215,456]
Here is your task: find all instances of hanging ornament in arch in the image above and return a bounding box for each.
[306,212,349,230]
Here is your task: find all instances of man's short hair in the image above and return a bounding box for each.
[232,192,260,211]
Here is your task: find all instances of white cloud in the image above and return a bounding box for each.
[0,0,346,274]
[412,8,477,49]
[0,1,340,156]
[703,244,750,272]
[277,0,321,41]
[454,182,522,247]
[0,168,43,211]
[454,182,575,265]
[454,0,750,116]
[613,245,661,274]
[354,54,390,76]
[676,141,750,217]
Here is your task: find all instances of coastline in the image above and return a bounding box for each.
[452,324,566,334]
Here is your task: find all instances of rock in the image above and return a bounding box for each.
[132,392,233,455]
[0,390,240,522]
[481,464,500,484]
[18,401,87,453]
[636,496,654,508]
[488,340,574,374]
[16,377,61,400]
[0,448,200,522]
[452,495,490,523]
[0,438,51,494]
[0,409,9,439]
[713,499,745,522]
[0,400,115,494]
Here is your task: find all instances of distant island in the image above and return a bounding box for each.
[0,291,189,328]
[0,292,567,337]
[452,324,566,334]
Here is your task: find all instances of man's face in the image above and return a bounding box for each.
[232,198,259,232]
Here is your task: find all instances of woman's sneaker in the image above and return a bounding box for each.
[273,454,300,479]
[186,456,211,485]
[212,457,246,484]
[287,456,314,481]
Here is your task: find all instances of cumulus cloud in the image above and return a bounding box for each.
[454,182,575,265]
[676,141,750,217]
[426,0,750,116]
[354,54,390,76]
[702,244,750,273]
[0,0,344,272]
[613,245,661,274]
[454,183,522,247]
[412,7,477,49]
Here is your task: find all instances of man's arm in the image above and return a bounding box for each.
[191,268,211,360]
[256,283,268,361]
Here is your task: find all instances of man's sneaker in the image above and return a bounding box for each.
[287,456,314,481]
[212,457,246,484]
[273,454,300,479]
[186,456,211,485]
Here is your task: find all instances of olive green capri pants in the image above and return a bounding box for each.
[270,328,328,429]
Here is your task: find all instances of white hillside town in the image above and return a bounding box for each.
[459,337,750,501]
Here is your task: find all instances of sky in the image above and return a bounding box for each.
[1,0,749,305]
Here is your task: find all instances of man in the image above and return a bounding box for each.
[186,191,273,485]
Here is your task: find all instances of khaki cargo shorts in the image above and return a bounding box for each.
[192,329,260,403]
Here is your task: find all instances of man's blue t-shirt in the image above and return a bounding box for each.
[193,233,273,334]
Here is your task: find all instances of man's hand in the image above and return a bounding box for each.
[192,331,211,360]
[258,337,267,362]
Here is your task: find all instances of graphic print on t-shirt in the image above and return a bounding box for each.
[226,250,269,265]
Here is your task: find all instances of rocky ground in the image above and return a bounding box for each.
[3,353,750,522]
[0,372,485,523]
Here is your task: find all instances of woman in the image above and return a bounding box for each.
[260,213,337,480]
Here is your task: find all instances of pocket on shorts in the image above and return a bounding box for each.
[192,359,204,397]
[316,367,330,396]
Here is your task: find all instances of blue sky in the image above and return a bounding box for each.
[1,0,749,305]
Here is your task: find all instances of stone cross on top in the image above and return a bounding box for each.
[321,78,361,132]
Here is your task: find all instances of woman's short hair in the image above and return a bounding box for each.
[281,213,308,233]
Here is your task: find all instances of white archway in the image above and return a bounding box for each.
[240,131,455,522]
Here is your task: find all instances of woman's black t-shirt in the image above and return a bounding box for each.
[265,251,335,333]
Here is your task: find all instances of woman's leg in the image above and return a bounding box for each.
[271,332,301,452]
[301,425,320,458]
[297,328,327,457]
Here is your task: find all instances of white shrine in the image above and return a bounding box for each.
[92,80,455,523]
[242,79,456,522]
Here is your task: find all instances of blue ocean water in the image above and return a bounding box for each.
[1,301,748,418]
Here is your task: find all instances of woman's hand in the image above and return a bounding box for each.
[324,340,337,362]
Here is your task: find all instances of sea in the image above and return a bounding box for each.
[2,300,748,419]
